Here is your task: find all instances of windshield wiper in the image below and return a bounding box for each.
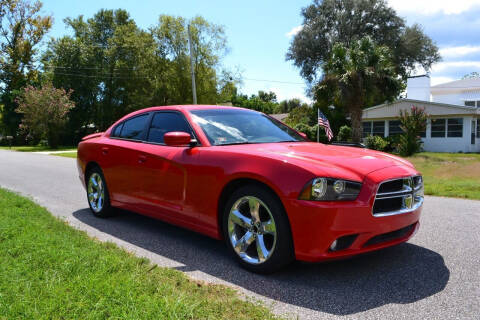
[274,140,301,143]
[216,141,254,146]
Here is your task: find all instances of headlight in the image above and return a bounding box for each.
[299,178,362,201]
[413,175,424,200]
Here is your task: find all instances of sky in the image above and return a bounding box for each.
[39,0,480,102]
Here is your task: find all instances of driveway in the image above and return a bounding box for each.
[0,149,478,319]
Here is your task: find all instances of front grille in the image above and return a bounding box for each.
[372,176,424,217]
[364,224,415,247]
[377,179,404,193]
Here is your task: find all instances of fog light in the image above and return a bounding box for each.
[329,234,358,252]
[329,240,338,251]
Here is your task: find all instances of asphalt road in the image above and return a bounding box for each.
[0,149,479,319]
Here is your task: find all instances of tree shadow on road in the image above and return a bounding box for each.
[73,208,449,316]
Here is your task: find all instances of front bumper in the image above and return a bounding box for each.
[284,165,423,262]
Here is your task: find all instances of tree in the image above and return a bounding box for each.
[462,72,480,79]
[287,0,440,83]
[151,15,229,105]
[0,0,52,138]
[16,83,75,148]
[315,37,402,142]
[43,9,158,138]
[398,106,427,156]
[284,105,315,127]
[43,11,232,142]
[231,91,280,114]
[258,90,277,103]
[279,98,304,113]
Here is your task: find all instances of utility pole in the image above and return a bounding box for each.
[187,24,197,104]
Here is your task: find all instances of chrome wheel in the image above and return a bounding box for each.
[87,173,105,213]
[227,196,277,264]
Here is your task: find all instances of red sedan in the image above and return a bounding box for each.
[77,105,424,273]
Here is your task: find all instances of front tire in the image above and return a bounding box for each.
[222,184,294,274]
[86,166,114,218]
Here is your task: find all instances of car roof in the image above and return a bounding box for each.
[110,105,260,130]
[138,105,251,113]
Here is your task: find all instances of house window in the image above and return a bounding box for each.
[420,120,426,138]
[476,119,480,138]
[372,121,385,137]
[362,122,372,137]
[447,118,463,137]
[431,119,446,137]
[388,120,403,136]
[465,100,480,107]
[465,100,476,107]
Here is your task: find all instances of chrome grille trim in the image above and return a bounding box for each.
[373,176,424,217]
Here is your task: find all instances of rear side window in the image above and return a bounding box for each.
[147,112,192,144]
[119,113,149,140]
[111,123,123,137]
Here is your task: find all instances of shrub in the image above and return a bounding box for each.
[15,83,75,149]
[398,106,427,156]
[383,135,401,153]
[337,125,352,141]
[365,135,388,151]
[294,123,328,142]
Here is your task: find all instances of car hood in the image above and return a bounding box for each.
[220,142,414,181]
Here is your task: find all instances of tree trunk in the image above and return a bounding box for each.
[350,107,363,143]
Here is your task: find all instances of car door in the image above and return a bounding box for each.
[101,112,151,205]
[132,111,200,220]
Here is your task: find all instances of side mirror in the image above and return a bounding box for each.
[298,132,308,140]
[164,132,193,147]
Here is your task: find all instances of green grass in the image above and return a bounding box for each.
[53,151,77,158]
[406,152,480,200]
[0,188,279,320]
[0,145,75,152]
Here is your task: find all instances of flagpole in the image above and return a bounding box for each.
[317,109,320,143]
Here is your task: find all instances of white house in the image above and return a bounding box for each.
[362,76,480,153]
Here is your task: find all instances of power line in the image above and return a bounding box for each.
[21,62,480,89]
[43,65,139,71]
[51,72,150,79]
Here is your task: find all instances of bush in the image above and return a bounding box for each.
[398,134,423,156]
[383,135,401,153]
[365,135,388,151]
[294,123,328,143]
[337,125,352,141]
[15,83,75,149]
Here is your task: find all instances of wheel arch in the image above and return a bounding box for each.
[216,177,293,241]
[84,161,101,182]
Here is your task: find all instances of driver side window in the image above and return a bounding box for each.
[147,112,193,144]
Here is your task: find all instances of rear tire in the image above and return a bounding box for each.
[222,184,294,274]
[86,166,114,218]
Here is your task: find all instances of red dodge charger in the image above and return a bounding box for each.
[77,105,424,273]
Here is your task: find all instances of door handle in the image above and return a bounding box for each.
[101,147,109,155]
[138,155,147,163]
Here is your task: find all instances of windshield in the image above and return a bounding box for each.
[190,109,306,146]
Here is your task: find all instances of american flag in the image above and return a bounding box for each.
[318,109,333,141]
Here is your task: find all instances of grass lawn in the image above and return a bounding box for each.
[406,152,480,200]
[0,145,75,152]
[53,151,77,158]
[0,188,279,320]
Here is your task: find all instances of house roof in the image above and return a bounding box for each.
[363,98,479,120]
[431,78,480,91]
[269,113,289,121]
